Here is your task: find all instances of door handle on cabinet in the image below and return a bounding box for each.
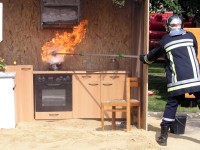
[110,75,119,79]
[102,83,112,86]
[13,84,16,90]
[81,75,91,79]
[21,68,31,71]
[46,83,63,86]
[49,114,59,117]
[88,83,99,86]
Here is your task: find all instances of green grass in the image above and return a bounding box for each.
[148,63,200,113]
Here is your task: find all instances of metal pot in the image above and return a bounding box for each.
[108,58,119,70]
[49,63,62,71]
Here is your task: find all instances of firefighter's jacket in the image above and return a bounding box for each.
[144,30,200,97]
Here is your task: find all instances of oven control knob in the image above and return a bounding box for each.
[37,76,41,81]
[42,77,45,82]
[56,77,61,82]
[38,76,45,82]
[38,76,42,82]
[66,75,71,81]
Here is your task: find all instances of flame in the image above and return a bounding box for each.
[41,20,88,63]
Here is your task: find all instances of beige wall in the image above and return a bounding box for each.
[0,0,145,72]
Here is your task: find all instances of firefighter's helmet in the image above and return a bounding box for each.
[165,15,182,32]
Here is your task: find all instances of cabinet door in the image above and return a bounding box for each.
[101,74,126,100]
[73,74,101,118]
[6,65,34,122]
[0,78,16,128]
[17,66,34,122]
[101,74,127,118]
[5,66,20,122]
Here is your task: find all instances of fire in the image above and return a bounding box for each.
[41,20,88,63]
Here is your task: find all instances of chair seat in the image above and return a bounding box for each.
[130,99,140,102]
[101,77,141,131]
[103,99,140,103]
[103,99,126,103]
[102,99,140,108]
[102,99,127,107]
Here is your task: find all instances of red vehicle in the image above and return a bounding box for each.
[149,13,196,62]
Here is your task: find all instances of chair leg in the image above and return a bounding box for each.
[112,106,116,130]
[101,104,104,130]
[126,107,131,131]
[137,106,141,129]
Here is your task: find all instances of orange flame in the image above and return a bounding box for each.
[41,20,88,62]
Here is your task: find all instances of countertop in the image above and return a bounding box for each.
[33,70,129,74]
[0,72,16,78]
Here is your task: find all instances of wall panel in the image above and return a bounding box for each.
[0,0,139,71]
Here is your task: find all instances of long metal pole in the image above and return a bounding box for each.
[53,51,139,59]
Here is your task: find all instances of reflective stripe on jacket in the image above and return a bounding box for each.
[145,31,200,96]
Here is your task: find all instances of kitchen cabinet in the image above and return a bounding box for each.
[73,74,101,118]
[5,65,34,122]
[33,72,73,120]
[73,72,128,118]
[4,69,128,120]
[101,74,126,101]
[101,74,126,118]
[0,73,16,128]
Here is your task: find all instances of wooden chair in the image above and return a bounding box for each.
[101,77,141,131]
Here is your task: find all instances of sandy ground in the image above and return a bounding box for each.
[0,113,199,150]
[148,112,200,150]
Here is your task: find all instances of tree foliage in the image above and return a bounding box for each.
[150,0,200,22]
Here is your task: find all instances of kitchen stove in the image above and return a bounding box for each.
[34,73,72,119]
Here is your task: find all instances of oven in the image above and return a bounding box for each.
[34,74,72,119]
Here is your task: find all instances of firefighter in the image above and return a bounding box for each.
[140,14,200,146]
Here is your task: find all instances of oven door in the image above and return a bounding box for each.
[34,75,72,112]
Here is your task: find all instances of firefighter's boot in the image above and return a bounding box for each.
[157,125,169,146]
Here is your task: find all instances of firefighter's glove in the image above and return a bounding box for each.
[139,55,147,64]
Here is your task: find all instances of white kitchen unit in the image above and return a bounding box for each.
[0,72,16,128]
[0,3,3,42]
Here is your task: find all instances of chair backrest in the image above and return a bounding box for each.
[126,77,140,104]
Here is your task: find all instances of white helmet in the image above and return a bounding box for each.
[165,15,182,32]
[165,15,186,36]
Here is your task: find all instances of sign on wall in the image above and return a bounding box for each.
[0,3,2,42]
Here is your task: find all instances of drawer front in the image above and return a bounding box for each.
[35,112,72,120]
[74,74,100,82]
[101,74,126,81]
